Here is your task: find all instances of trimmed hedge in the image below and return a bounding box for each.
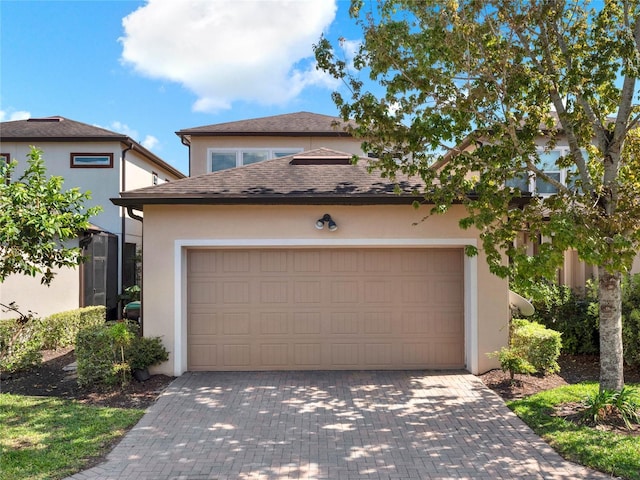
[0,319,43,373]
[0,306,105,374]
[511,319,562,375]
[40,306,105,350]
[76,321,168,387]
[523,282,599,355]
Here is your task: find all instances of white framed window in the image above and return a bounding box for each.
[208,148,303,172]
[506,148,572,195]
[70,153,113,168]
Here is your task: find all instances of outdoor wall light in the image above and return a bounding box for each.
[315,213,338,231]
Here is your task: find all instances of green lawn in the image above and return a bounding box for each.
[0,394,144,480]
[509,382,640,480]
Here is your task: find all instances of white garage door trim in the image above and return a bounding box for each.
[173,238,479,376]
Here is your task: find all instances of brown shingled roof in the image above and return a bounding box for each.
[176,111,355,138]
[112,148,426,210]
[0,116,127,140]
[1,116,185,179]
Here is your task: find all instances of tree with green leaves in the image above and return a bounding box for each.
[0,146,101,286]
[315,0,640,391]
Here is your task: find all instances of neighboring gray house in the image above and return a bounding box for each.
[1,116,185,319]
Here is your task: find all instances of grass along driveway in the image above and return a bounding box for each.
[509,382,640,480]
[0,394,144,480]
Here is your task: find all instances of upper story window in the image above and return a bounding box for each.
[208,148,303,172]
[70,153,113,168]
[506,148,570,196]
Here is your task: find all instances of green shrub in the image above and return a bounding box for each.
[516,281,599,355]
[125,336,169,371]
[76,323,122,387]
[0,319,44,373]
[490,347,536,380]
[511,319,562,375]
[39,306,105,350]
[622,274,640,368]
[76,321,168,387]
[582,386,640,429]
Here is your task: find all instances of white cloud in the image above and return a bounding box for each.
[120,0,338,113]
[97,121,160,151]
[108,121,139,139]
[141,135,159,150]
[0,109,31,121]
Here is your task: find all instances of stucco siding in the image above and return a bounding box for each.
[141,204,508,376]
[1,265,80,320]
[188,136,364,176]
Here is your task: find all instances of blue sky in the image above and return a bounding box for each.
[1,0,363,174]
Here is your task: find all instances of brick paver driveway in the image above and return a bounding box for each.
[67,371,612,480]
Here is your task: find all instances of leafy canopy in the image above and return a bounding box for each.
[0,146,101,285]
[315,0,640,286]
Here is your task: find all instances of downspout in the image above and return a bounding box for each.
[180,134,191,177]
[127,206,143,222]
[120,142,134,318]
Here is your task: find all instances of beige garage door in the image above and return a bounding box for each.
[187,248,464,371]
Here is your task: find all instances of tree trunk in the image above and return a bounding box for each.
[598,267,625,392]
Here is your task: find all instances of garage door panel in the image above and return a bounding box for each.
[260,280,289,303]
[187,248,464,371]
[260,344,289,366]
[222,251,250,273]
[222,344,251,366]
[330,281,359,303]
[189,344,217,369]
[222,313,250,335]
[330,312,359,334]
[189,313,218,335]
[364,343,393,366]
[294,251,321,272]
[260,251,288,272]
[294,281,322,303]
[363,312,393,334]
[330,344,360,366]
[294,344,322,366]
[259,312,289,334]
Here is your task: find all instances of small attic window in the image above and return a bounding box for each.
[289,155,352,165]
[27,117,63,122]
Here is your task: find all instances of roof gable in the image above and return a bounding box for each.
[113,148,425,208]
[0,116,185,179]
[176,111,355,137]
[0,116,127,140]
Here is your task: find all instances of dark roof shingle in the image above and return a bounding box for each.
[113,148,425,209]
[176,111,355,137]
[0,116,127,140]
[1,116,185,179]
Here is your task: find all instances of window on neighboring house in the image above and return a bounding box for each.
[535,150,562,194]
[152,171,159,185]
[209,148,303,172]
[70,153,113,168]
[505,148,569,195]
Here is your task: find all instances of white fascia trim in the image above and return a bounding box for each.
[173,238,479,376]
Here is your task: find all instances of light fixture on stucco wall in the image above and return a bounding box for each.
[315,213,338,231]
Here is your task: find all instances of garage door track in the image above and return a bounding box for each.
[66,371,611,479]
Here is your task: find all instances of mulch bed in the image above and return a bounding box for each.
[479,354,640,401]
[0,347,174,409]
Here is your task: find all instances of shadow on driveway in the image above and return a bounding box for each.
[66,371,612,479]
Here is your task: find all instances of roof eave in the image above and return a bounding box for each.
[111,194,423,210]
[175,131,353,138]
